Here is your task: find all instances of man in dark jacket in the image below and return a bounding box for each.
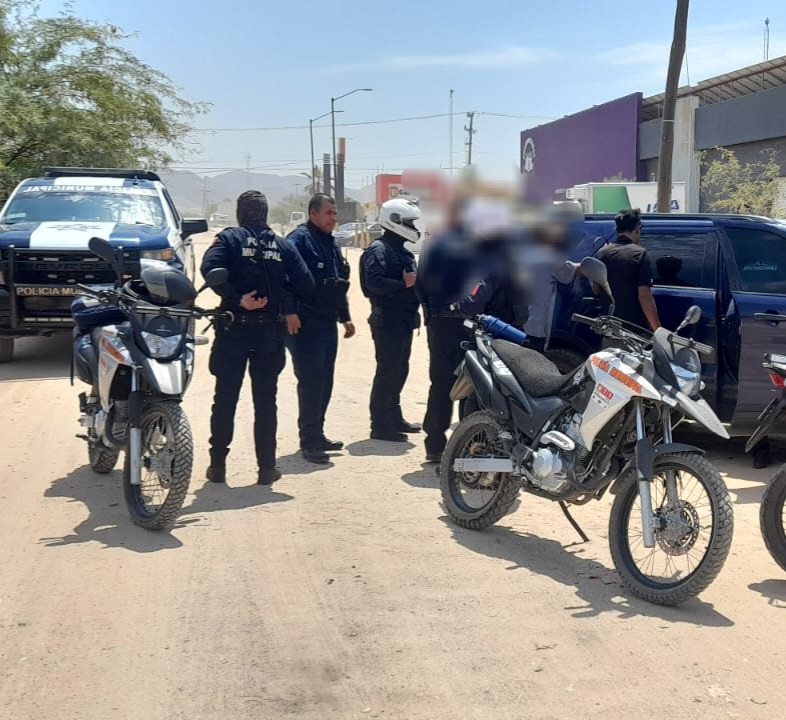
[287,194,355,464]
[360,198,423,442]
[415,195,475,463]
[201,190,314,485]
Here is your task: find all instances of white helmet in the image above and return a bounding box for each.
[379,198,422,243]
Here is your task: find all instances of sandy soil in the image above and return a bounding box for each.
[1,235,786,719]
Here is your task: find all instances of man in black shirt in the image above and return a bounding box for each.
[597,208,661,336]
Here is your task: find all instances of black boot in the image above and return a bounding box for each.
[206,450,227,483]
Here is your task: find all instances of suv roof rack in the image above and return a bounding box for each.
[43,167,162,182]
[584,212,771,223]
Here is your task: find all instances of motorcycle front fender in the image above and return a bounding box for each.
[142,357,186,396]
[745,397,786,453]
[675,392,730,439]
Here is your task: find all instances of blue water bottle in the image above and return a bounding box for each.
[478,314,528,345]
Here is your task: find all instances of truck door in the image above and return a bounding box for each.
[638,225,721,409]
[722,225,786,435]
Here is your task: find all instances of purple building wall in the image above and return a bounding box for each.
[520,93,643,202]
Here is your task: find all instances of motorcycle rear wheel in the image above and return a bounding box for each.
[609,451,733,606]
[440,411,519,530]
[123,400,193,531]
[88,439,120,474]
[760,465,786,573]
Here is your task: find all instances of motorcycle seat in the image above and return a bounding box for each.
[490,340,576,398]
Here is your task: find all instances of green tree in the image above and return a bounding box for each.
[0,0,207,197]
[701,146,786,218]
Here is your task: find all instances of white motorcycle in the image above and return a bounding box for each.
[445,257,733,605]
[71,237,229,530]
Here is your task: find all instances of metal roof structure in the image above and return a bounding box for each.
[642,54,786,121]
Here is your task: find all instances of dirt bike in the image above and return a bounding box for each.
[71,237,229,530]
[444,257,734,606]
[744,317,786,572]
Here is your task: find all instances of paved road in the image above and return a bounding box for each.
[1,236,786,719]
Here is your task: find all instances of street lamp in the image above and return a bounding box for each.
[309,109,341,196]
[331,88,373,198]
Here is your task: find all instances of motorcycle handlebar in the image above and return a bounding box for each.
[667,332,712,356]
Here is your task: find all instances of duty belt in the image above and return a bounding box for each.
[233,311,278,326]
[426,305,463,319]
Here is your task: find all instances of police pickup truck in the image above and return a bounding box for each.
[0,167,207,362]
[546,213,786,436]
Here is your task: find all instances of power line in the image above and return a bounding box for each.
[193,110,555,133]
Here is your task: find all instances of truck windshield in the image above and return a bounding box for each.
[1,190,167,227]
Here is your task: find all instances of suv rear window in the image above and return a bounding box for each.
[726,227,786,294]
[639,231,717,289]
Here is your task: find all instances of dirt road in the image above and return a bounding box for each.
[1,235,786,719]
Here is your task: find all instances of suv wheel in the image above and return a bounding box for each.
[0,338,14,363]
[545,347,586,375]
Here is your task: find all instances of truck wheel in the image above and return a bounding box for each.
[0,338,14,363]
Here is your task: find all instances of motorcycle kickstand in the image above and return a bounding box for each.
[558,501,590,543]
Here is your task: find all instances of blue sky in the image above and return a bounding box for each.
[39,0,786,187]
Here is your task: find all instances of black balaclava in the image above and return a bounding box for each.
[236,190,269,227]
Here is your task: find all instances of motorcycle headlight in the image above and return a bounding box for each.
[141,248,176,262]
[671,362,700,397]
[141,331,183,358]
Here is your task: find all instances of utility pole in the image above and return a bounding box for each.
[449,89,454,177]
[657,0,689,214]
[201,176,209,218]
[244,153,251,188]
[464,112,476,166]
[765,17,771,61]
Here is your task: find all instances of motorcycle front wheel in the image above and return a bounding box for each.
[440,411,519,530]
[760,465,786,573]
[609,451,733,606]
[123,400,193,531]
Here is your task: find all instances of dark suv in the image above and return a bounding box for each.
[546,213,786,436]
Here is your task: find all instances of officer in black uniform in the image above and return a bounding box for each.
[415,196,475,463]
[287,194,354,464]
[201,190,314,485]
[360,198,423,442]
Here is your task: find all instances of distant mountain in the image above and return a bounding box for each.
[161,169,363,215]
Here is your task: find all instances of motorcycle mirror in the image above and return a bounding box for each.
[579,256,615,305]
[676,304,702,332]
[197,267,229,294]
[88,236,116,264]
[88,236,122,284]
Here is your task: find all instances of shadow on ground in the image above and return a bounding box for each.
[0,334,72,383]
[444,517,734,627]
[40,464,185,552]
[40,463,293,552]
[346,439,414,457]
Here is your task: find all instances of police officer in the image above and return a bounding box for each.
[360,198,422,442]
[201,190,314,485]
[415,195,475,463]
[287,194,354,464]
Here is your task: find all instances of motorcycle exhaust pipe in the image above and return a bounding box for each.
[452,458,515,473]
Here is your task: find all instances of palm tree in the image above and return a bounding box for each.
[300,166,323,195]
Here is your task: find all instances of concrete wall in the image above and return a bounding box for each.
[695,84,786,149]
[637,97,700,211]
